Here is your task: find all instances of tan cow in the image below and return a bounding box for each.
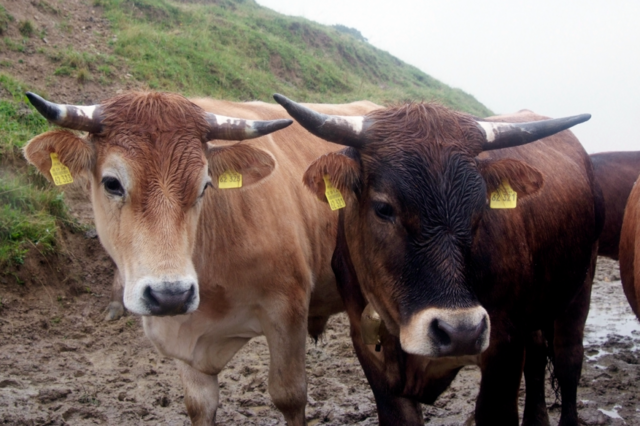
[23,91,380,425]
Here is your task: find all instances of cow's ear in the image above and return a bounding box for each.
[478,158,544,199]
[303,147,362,203]
[206,143,276,188]
[23,130,94,182]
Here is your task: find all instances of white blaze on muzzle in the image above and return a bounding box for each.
[124,274,200,316]
[399,306,490,357]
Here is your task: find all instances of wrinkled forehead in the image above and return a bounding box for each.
[94,130,208,212]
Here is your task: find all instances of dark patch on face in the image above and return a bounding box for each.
[358,103,489,321]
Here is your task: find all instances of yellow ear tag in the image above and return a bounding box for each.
[218,170,242,189]
[49,153,74,186]
[323,175,346,211]
[490,179,517,209]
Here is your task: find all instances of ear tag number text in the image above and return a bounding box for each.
[49,153,74,186]
[323,175,346,211]
[219,170,242,189]
[490,179,517,209]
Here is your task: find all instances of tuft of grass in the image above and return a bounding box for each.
[31,0,59,16]
[3,37,25,53]
[18,20,34,38]
[0,5,13,36]
[76,68,91,83]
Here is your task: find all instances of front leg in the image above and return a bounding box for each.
[104,271,125,321]
[177,360,219,426]
[332,212,423,426]
[475,322,524,426]
[522,330,551,426]
[258,293,309,426]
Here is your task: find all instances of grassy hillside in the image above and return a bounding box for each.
[94,0,490,114]
[0,0,492,267]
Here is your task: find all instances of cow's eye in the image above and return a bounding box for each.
[200,181,213,198]
[102,177,125,197]
[373,201,394,221]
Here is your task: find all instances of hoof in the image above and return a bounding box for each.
[104,301,124,321]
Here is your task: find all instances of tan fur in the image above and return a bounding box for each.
[24,130,94,181]
[207,143,276,188]
[23,91,380,425]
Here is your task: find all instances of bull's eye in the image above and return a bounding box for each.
[373,201,395,221]
[102,176,125,197]
[200,181,213,198]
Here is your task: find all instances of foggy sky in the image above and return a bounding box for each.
[256,0,640,153]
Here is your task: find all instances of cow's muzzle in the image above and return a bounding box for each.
[125,276,199,316]
[400,306,490,357]
[143,283,196,316]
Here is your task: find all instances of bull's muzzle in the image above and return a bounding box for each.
[143,283,196,316]
[429,315,488,356]
[400,306,490,357]
[125,276,199,316]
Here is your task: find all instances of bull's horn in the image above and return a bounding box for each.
[477,114,591,151]
[205,112,292,141]
[273,93,370,147]
[26,92,103,134]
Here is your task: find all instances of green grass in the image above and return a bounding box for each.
[0,6,12,36]
[95,0,491,115]
[0,73,76,267]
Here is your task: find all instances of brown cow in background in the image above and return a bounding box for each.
[591,151,640,259]
[275,94,602,426]
[619,172,640,319]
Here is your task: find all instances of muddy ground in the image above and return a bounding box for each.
[1,216,639,426]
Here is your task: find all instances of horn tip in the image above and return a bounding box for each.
[263,118,293,134]
[273,93,291,107]
[25,91,43,105]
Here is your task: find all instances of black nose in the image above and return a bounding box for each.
[429,316,488,356]
[143,284,196,316]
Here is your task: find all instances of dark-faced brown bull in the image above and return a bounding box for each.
[590,151,640,259]
[275,94,603,426]
[23,91,380,425]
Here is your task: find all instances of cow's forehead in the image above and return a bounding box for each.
[100,91,210,138]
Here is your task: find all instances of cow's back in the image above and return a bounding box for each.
[473,111,602,325]
[190,98,381,323]
[591,151,640,259]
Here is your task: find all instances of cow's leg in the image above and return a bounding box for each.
[522,330,550,426]
[370,389,423,426]
[553,277,592,426]
[177,360,219,425]
[259,299,308,426]
[332,216,423,426]
[104,272,124,321]
[475,329,524,426]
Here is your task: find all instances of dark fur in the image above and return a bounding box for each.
[590,151,640,259]
[318,103,602,425]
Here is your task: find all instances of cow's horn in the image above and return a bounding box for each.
[205,112,292,141]
[26,92,103,134]
[476,114,591,151]
[273,93,369,147]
